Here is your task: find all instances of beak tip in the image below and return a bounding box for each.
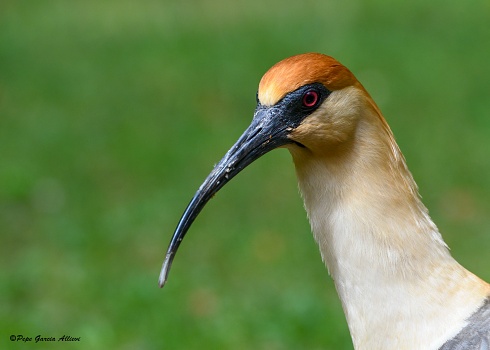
[158,252,174,288]
[158,268,168,288]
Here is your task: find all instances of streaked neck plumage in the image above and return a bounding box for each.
[287,87,490,349]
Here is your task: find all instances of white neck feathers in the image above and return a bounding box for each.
[288,88,490,349]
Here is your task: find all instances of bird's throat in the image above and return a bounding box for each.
[288,114,490,349]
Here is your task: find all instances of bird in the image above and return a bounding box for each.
[158,53,490,349]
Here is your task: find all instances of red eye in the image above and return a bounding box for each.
[302,90,319,108]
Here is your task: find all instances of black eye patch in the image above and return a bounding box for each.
[273,83,331,128]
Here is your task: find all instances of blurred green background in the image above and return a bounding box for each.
[1,0,490,349]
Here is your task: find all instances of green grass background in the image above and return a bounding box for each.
[1,1,490,349]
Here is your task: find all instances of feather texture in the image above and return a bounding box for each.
[440,298,490,350]
[258,53,490,349]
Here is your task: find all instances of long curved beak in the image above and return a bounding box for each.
[159,106,292,287]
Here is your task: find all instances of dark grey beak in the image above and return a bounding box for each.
[159,106,292,287]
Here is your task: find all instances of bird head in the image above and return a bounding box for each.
[159,53,381,287]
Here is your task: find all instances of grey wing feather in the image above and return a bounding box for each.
[439,298,490,350]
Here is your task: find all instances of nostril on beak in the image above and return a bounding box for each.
[246,127,262,142]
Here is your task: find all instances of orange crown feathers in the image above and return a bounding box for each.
[258,53,358,106]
